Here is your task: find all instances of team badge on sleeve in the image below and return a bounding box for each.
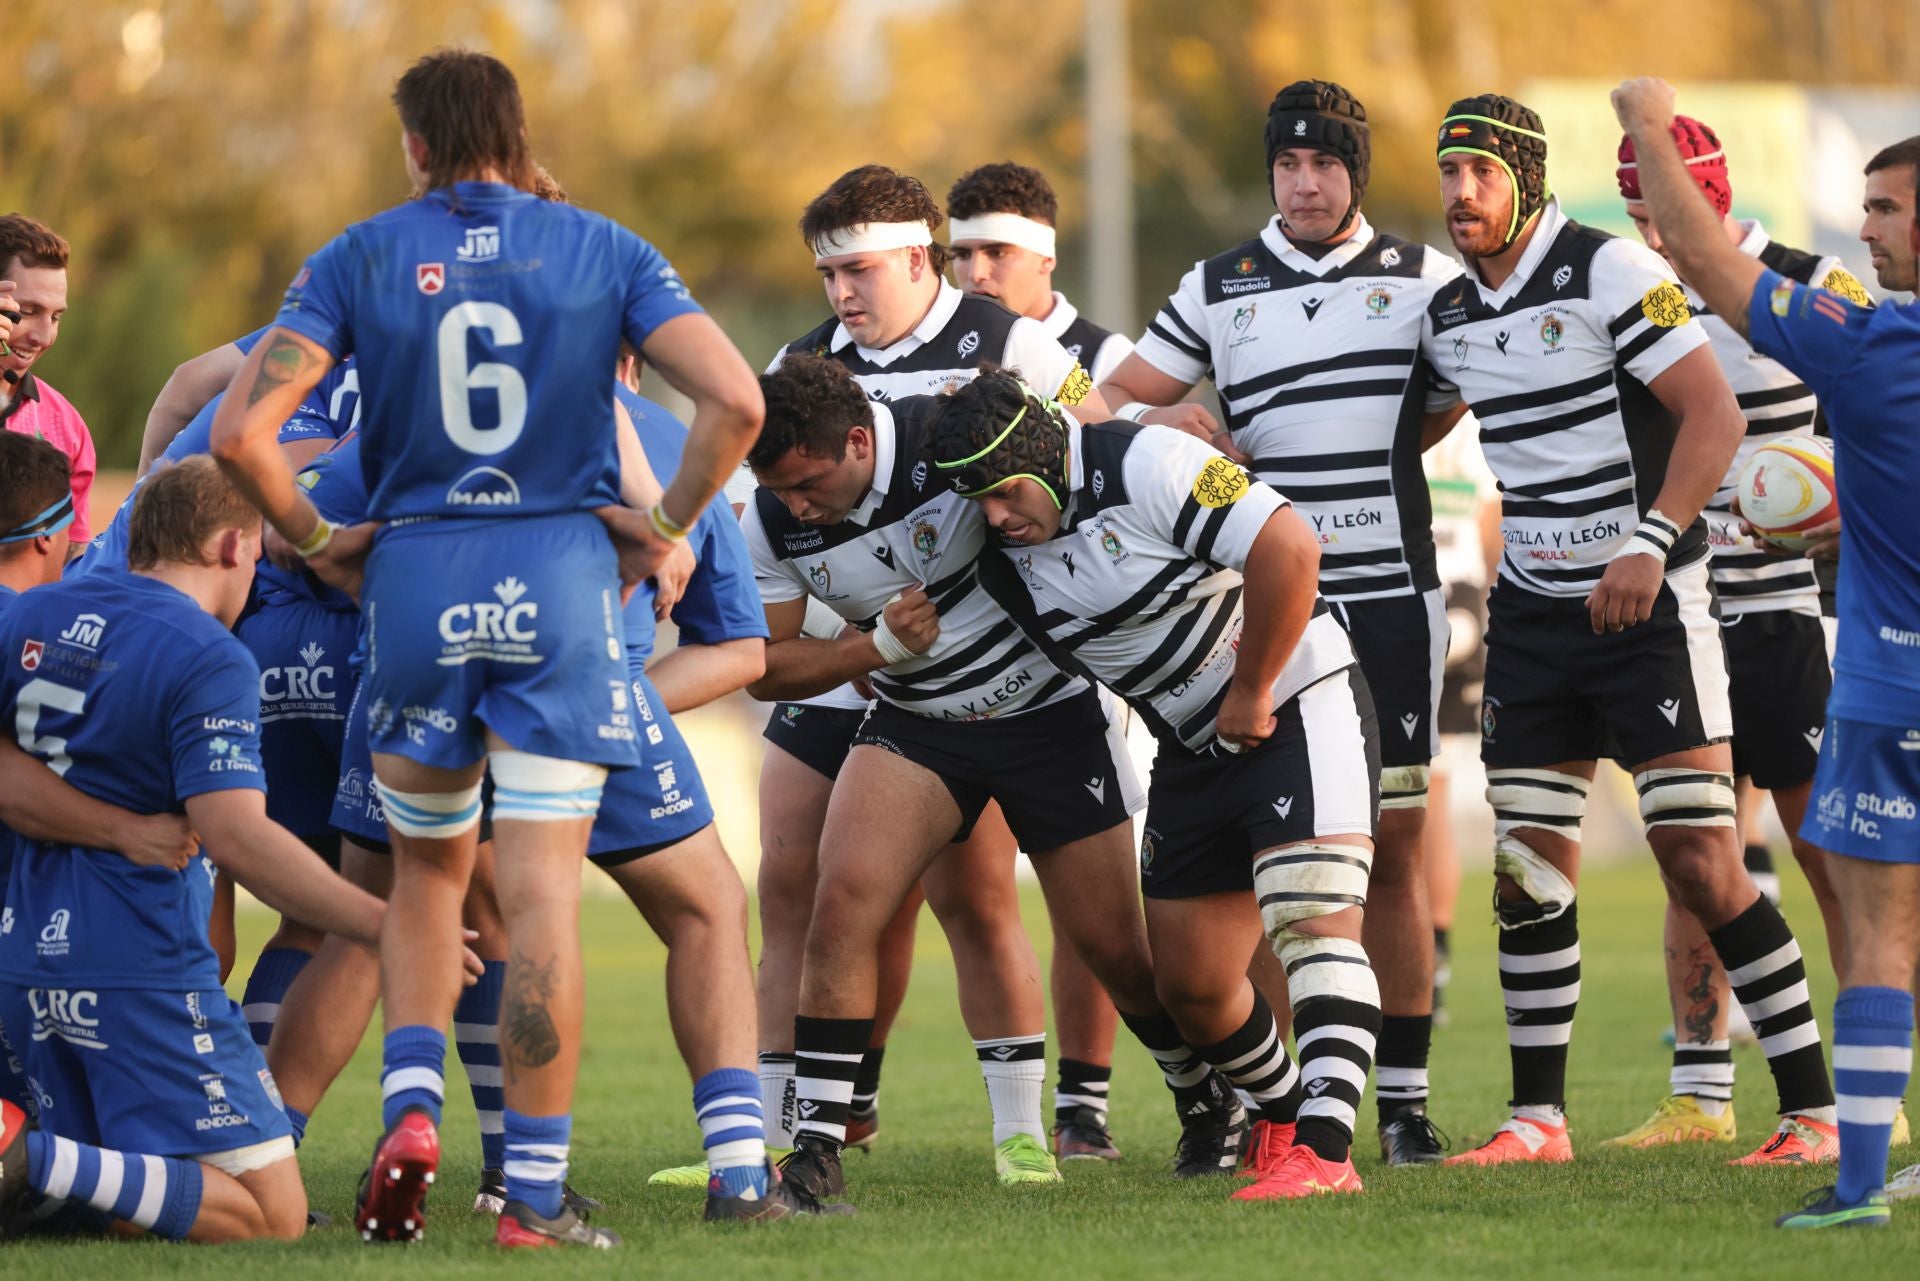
[1817,266,1872,307]
[1639,282,1691,328]
[1770,278,1796,317]
[1055,363,1093,406]
[1191,457,1251,508]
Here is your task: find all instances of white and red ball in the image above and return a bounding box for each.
[1734,436,1837,552]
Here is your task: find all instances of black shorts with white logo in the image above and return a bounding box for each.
[763,702,868,781]
[1722,610,1832,790]
[1331,588,1447,766]
[1479,559,1733,769]
[852,689,1134,853]
[1140,667,1379,901]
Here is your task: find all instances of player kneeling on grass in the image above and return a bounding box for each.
[927,370,1384,1200]
[0,458,422,1243]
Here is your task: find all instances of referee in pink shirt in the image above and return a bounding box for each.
[0,214,94,553]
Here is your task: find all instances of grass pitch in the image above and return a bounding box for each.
[9,859,1915,1278]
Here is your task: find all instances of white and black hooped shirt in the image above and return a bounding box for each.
[984,419,1353,752]
[740,398,1086,723]
[1419,199,1711,598]
[1039,291,1133,385]
[1134,214,1464,604]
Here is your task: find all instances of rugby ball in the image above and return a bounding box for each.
[1733,436,1837,552]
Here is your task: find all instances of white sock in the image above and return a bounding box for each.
[758,1054,797,1148]
[974,1035,1046,1146]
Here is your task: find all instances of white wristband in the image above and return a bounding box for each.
[870,614,918,666]
[1617,508,1681,564]
[1116,401,1153,423]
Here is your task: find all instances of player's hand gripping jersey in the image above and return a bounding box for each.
[739,397,1088,722]
[1420,200,1711,597]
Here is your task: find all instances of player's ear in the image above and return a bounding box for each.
[215,525,244,569]
[847,424,872,461]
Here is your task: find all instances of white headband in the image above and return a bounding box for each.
[947,212,1057,259]
[811,220,934,263]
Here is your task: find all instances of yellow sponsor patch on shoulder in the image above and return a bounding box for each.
[1770,277,1796,317]
[1191,457,1251,508]
[1640,281,1691,328]
[1055,362,1093,406]
[1818,266,1872,308]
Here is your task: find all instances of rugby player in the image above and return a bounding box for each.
[927,368,1383,1199]
[749,164,1148,1178]
[0,435,200,1123]
[745,356,1242,1201]
[1606,115,1863,1152]
[1097,80,1466,1163]
[0,458,397,1243]
[209,50,762,1248]
[946,159,1170,1157]
[1615,75,1920,1229]
[1419,93,1834,1167]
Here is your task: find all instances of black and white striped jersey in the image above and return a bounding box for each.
[983,419,1354,753]
[1695,222,1866,617]
[1420,200,1712,598]
[1040,291,1133,384]
[1133,215,1464,604]
[740,397,1085,723]
[770,280,1094,406]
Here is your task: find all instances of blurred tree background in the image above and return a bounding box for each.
[6,0,1919,465]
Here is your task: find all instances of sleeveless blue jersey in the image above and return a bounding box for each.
[273,183,703,521]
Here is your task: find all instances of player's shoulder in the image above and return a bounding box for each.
[946,294,1024,354]
[1585,224,1668,285]
[1076,419,1150,510]
[1344,231,1433,281]
[1194,234,1286,305]
[781,316,844,361]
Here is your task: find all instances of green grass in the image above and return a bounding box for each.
[11,860,1916,1277]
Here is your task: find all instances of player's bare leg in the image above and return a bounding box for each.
[1048,933,1121,1159]
[1427,765,1463,1024]
[1638,746,1835,1165]
[1367,805,1446,1162]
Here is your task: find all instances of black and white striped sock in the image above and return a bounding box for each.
[1499,903,1581,1106]
[1672,1039,1735,1111]
[1709,897,1834,1117]
[1276,935,1381,1160]
[1054,1058,1112,1127]
[1193,992,1304,1126]
[1117,1010,1222,1114]
[792,1015,873,1145]
[1375,1014,1432,1120]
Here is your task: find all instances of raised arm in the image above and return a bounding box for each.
[208,328,337,546]
[139,342,247,477]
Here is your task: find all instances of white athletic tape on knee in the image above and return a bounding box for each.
[1379,764,1430,811]
[1276,934,1380,1005]
[1253,843,1371,942]
[1491,834,1576,926]
[372,779,483,838]
[1487,768,1590,840]
[1633,767,1736,831]
[489,750,609,823]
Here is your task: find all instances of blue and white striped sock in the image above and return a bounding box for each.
[26,1131,203,1240]
[240,947,312,1047]
[503,1109,570,1219]
[695,1067,768,1199]
[1833,985,1914,1204]
[454,961,507,1170]
[381,1024,447,1130]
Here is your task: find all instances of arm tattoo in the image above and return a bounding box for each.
[503,951,562,1079]
[244,335,316,408]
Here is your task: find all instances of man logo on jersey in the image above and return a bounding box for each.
[457,225,501,263]
[1640,282,1691,328]
[417,263,446,295]
[19,639,43,671]
[1539,315,1565,350]
[447,465,523,507]
[1192,457,1251,509]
